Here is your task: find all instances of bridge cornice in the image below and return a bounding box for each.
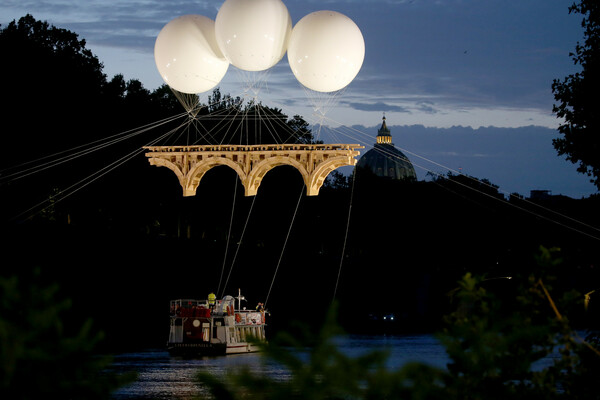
[143,143,363,153]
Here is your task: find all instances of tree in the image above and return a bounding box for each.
[552,1,600,190]
[176,89,316,146]
[195,248,600,400]
[0,14,108,146]
[0,268,136,399]
[286,114,318,144]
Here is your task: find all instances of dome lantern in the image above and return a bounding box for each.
[376,114,392,145]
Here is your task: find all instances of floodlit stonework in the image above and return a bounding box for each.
[144,143,363,196]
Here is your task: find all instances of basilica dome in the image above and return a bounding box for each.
[356,115,416,180]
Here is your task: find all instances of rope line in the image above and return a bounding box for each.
[264,183,305,309]
[283,111,600,241]
[332,166,357,303]
[217,172,239,297]
[220,194,258,298]
[0,112,188,183]
[10,122,182,222]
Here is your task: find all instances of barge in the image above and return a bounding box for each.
[167,290,266,355]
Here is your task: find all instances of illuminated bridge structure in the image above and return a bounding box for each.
[144,143,364,197]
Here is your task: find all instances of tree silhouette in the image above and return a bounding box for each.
[0,268,136,399]
[552,1,600,191]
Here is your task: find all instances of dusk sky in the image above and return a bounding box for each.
[1,0,598,198]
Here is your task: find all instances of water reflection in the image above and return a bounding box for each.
[111,334,448,399]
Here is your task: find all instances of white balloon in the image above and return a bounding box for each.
[215,0,292,71]
[287,11,365,93]
[154,15,229,94]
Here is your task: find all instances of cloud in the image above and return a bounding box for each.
[341,123,595,197]
[0,0,583,131]
[340,99,442,115]
[342,101,411,113]
[416,101,438,114]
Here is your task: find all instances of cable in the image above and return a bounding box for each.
[264,183,304,309]
[219,194,258,298]
[290,112,600,241]
[217,172,239,297]
[9,116,190,222]
[1,112,188,183]
[332,166,357,303]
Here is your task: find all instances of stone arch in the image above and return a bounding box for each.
[184,157,247,197]
[245,156,309,196]
[147,158,186,191]
[307,156,354,196]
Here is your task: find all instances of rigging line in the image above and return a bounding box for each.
[257,93,338,143]
[238,68,272,101]
[245,102,251,146]
[462,182,600,241]
[170,87,202,118]
[317,115,504,191]
[220,194,258,298]
[238,102,253,146]
[190,115,225,146]
[270,107,307,144]
[171,93,598,240]
[191,110,234,145]
[411,151,600,237]
[1,112,189,181]
[256,104,286,144]
[429,173,505,215]
[217,172,239,298]
[214,95,598,241]
[217,100,248,146]
[0,111,188,176]
[420,165,600,241]
[183,101,242,146]
[11,147,140,222]
[166,116,196,145]
[368,143,600,239]
[311,117,600,236]
[218,104,249,296]
[332,166,357,304]
[3,120,183,183]
[244,97,313,145]
[264,183,305,309]
[10,124,183,222]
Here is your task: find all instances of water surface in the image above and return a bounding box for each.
[111,334,448,399]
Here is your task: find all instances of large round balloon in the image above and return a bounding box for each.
[287,11,365,93]
[215,0,292,71]
[154,15,229,94]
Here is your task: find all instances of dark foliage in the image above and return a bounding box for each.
[0,268,137,399]
[195,249,600,399]
[552,1,600,189]
[0,14,598,357]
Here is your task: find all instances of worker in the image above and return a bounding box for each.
[208,292,216,308]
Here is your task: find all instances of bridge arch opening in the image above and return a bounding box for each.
[254,164,307,196]
[185,157,247,197]
[245,156,309,196]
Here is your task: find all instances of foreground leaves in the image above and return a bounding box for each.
[196,247,599,400]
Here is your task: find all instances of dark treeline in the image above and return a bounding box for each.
[4,164,600,351]
[2,15,600,353]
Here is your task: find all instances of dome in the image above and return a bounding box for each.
[356,115,416,180]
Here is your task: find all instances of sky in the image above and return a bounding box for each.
[1,0,598,198]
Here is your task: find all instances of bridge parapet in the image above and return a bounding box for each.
[143,143,363,196]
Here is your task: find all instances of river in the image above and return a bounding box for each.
[110,334,450,399]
